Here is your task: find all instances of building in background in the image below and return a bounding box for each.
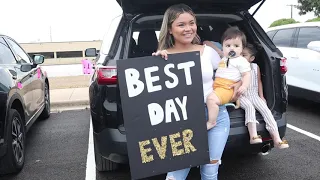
[20,40,101,65]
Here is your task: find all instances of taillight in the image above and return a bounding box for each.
[97,66,117,85]
[280,57,287,74]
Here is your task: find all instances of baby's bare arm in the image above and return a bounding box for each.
[241,71,251,89]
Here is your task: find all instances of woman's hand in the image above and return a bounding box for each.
[152,50,169,60]
[229,81,242,102]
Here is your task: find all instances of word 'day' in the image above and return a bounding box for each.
[148,96,188,126]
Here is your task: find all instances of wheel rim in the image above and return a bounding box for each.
[12,117,24,164]
[45,84,50,113]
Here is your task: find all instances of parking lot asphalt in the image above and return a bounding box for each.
[1,98,319,180]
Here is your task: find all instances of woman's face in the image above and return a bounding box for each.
[169,12,197,45]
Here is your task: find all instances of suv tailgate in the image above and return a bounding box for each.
[117,0,263,14]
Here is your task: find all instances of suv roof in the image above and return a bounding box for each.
[117,0,263,14]
[267,22,320,31]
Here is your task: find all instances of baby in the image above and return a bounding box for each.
[206,27,251,130]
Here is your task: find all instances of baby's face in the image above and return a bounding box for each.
[222,37,243,58]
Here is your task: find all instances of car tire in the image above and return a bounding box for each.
[39,83,50,120]
[94,141,119,171]
[0,109,26,175]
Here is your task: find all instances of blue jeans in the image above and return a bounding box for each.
[166,105,230,180]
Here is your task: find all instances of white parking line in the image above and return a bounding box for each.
[85,119,96,180]
[287,124,320,141]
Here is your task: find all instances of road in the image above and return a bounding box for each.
[1,98,320,180]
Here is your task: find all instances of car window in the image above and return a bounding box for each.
[297,27,320,48]
[272,28,295,47]
[0,37,9,47]
[132,31,160,43]
[0,39,17,64]
[101,15,122,55]
[266,30,277,40]
[6,38,31,63]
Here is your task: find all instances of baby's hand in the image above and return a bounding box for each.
[152,50,169,60]
[237,85,247,95]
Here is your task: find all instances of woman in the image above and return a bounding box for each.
[152,3,241,180]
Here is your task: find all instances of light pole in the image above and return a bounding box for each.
[287,4,297,19]
[49,26,53,42]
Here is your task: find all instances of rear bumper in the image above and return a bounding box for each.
[94,113,287,164]
[94,127,128,164]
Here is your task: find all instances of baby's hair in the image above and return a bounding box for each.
[245,43,258,56]
[221,26,247,47]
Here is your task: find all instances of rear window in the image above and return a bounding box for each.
[297,27,320,48]
[132,31,160,44]
[272,28,295,47]
[101,15,122,55]
[267,30,277,40]
[0,38,16,64]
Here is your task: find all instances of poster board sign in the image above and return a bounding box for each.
[117,52,209,179]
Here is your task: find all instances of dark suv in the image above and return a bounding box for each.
[0,35,50,174]
[85,0,288,171]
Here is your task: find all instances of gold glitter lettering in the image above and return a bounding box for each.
[182,129,197,154]
[169,132,185,157]
[139,140,154,163]
[152,136,168,160]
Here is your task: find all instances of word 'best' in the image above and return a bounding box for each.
[125,61,195,98]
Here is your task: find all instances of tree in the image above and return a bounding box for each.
[297,0,320,16]
[306,17,320,22]
[269,18,300,28]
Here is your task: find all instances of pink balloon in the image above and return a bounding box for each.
[37,68,41,79]
[17,82,22,89]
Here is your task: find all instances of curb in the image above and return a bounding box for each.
[51,99,90,108]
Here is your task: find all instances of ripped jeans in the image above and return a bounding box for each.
[166,105,230,180]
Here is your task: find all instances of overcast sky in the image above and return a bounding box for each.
[0,0,316,43]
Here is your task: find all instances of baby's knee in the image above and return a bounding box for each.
[166,177,175,180]
[207,94,219,103]
[243,103,255,111]
[210,159,219,164]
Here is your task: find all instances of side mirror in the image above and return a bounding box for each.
[307,41,320,52]
[20,64,32,72]
[85,48,97,57]
[33,54,45,64]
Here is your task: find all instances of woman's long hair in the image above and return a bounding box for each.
[158,3,201,50]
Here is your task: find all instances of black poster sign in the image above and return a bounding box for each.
[117,52,209,180]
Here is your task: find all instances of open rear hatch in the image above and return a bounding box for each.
[113,0,276,130]
[117,0,264,14]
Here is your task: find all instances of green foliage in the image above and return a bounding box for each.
[297,0,320,16]
[306,17,320,22]
[269,18,300,28]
